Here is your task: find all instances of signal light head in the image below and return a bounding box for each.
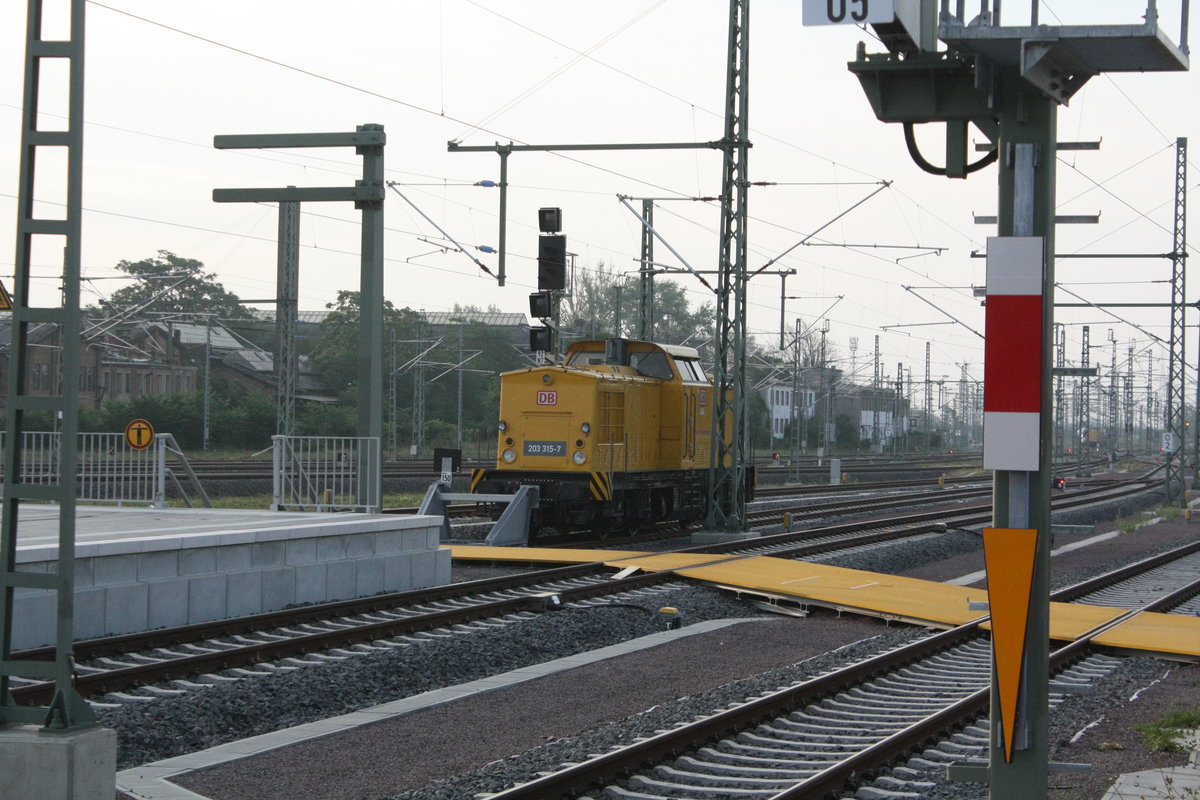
[538,207,562,233]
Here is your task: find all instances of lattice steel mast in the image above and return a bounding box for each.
[872,336,881,448]
[1054,324,1066,459]
[1078,326,1090,477]
[1108,330,1118,465]
[924,342,931,453]
[706,0,752,532]
[276,200,299,437]
[638,199,655,340]
[1165,137,1188,501]
[1126,342,1135,455]
[790,319,804,470]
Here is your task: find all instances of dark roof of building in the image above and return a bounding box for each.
[248,309,332,325]
[143,321,243,350]
[421,310,528,327]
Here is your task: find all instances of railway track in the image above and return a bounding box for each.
[7,475,1155,711]
[520,471,1145,551]
[383,476,991,518]
[71,454,984,484]
[8,565,678,707]
[480,541,1200,800]
[3,516,976,708]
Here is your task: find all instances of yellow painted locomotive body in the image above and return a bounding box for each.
[471,338,731,532]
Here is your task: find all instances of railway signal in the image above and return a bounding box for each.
[537,235,566,290]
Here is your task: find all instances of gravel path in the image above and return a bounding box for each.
[123,489,1198,800]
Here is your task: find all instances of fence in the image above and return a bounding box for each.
[272,435,381,513]
[0,431,209,508]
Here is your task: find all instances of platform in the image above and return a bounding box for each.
[9,506,449,650]
[450,545,1200,660]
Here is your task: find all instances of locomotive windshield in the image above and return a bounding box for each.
[628,351,674,380]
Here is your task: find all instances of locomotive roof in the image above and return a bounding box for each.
[566,339,701,360]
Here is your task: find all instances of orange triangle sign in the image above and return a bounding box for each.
[0,281,11,312]
[982,527,1038,763]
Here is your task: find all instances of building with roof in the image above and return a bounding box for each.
[758,369,911,452]
[420,310,529,330]
[0,316,336,411]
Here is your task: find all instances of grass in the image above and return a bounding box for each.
[1159,708,1200,729]
[1158,504,1185,522]
[1115,514,1139,534]
[1133,707,1200,753]
[174,447,272,462]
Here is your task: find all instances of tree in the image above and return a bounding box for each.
[422,306,531,439]
[559,260,716,351]
[560,260,623,340]
[747,391,772,459]
[641,280,714,349]
[97,251,251,320]
[309,290,421,394]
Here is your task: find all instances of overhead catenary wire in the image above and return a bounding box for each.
[71,1,1193,273]
[754,181,892,275]
[451,0,671,140]
[386,183,496,279]
[9,0,1180,379]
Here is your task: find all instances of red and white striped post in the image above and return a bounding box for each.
[984,237,1044,470]
[982,234,1046,765]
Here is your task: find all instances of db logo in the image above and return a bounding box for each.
[537,391,557,405]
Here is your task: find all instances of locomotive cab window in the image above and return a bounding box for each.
[676,358,707,383]
[629,351,674,380]
[567,351,605,367]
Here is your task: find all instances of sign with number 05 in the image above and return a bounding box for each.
[802,0,894,25]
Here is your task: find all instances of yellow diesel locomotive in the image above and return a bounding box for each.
[471,338,739,534]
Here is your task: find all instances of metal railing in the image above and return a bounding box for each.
[0,431,208,507]
[272,435,381,513]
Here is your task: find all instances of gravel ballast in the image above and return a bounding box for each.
[103,585,759,770]
[179,615,920,800]
[117,488,1198,800]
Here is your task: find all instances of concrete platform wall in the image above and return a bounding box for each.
[12,515,449,649]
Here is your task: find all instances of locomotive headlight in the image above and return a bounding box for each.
[580,422,590,434]
[542,374,552,384]
[498,420,507,432]
[502,448,517,463]
[572,450,587,465]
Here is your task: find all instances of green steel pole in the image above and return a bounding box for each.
[357,124,385,511]
[990,68,1057,800]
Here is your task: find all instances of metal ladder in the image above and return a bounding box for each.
[0,0,95,730]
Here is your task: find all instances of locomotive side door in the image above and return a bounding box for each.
[685,388,697,462]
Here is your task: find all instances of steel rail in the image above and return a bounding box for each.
[1050,538,1200,602]
[694,480,1152,557]
[11,570,680,706]
[481,624,984,800]
[484,552,1200,800]
[771,572,1200,800]
[10,563,610,663]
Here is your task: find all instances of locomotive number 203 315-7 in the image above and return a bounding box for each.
[524,441,566,457]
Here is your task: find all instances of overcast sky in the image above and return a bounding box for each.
[1,0,1196,390]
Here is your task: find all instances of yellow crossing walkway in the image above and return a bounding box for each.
[449,545,1200,660]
